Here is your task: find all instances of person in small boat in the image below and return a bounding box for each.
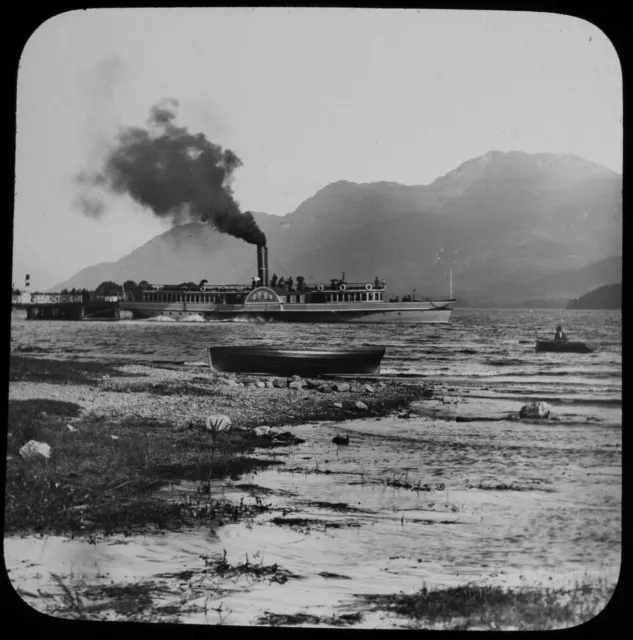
[554,325,568,343]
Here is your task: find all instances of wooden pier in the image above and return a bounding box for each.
[11,294,121,320]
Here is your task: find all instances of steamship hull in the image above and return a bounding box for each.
[124,243,454,324]
[122,301,452,323]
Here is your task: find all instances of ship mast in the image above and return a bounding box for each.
[449,268,453,299]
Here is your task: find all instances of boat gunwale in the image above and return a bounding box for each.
[210,346,386,356]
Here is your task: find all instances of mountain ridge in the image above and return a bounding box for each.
[48,150,622,306]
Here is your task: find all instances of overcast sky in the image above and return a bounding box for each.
[14,8,622,287]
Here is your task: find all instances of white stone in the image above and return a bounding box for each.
[19,440,51,460]
[206,414,232,432]
[355,401,368,410]
[519,402,552,419]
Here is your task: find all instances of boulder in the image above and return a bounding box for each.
[333,402,343,409]
[519,402,552,419]
[332,382,351,392]
[256,382,266,389]
[319,384,333,393]
[265,381,274,389]
[19,440,51,460]
[355,401,368,410]
[364,384,375,394]
[240,377,258,385]
[304,379,320,389]
[290,375,303,383]
[219,378,238,387]
[273,378,287,389]
[351,383,365,393]
[254,426,272,437]
[206,414,232,432]
[289,381,303,390]
[67,424,77,432]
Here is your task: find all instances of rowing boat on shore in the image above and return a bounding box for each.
[209,345,386,376]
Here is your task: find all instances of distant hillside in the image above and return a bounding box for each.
[12,263,65,292]
[567,283,621,310]
[51,150,622,306]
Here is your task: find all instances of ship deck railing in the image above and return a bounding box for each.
[144,284,251,292]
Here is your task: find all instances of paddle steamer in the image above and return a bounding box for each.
[122,245,455,323]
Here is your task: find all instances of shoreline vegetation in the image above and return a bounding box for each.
[6,353,617,629]
[7,354,427,536]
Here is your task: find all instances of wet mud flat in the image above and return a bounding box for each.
[6,363,621,629]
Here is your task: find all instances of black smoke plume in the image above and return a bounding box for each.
[78,98,265,245]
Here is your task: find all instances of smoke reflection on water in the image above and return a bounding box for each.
[7,309,621,625]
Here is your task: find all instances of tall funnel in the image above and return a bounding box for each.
[256,244,268,287]
[263,246,269,287]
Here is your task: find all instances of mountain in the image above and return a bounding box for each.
[566,283,622,310]
[50,151,622,306]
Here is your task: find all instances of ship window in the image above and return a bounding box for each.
[300,295,305,303]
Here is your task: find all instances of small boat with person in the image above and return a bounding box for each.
[209,345,386,377]
[535,340,598,354]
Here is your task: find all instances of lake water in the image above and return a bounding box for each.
[7,309,622,626]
